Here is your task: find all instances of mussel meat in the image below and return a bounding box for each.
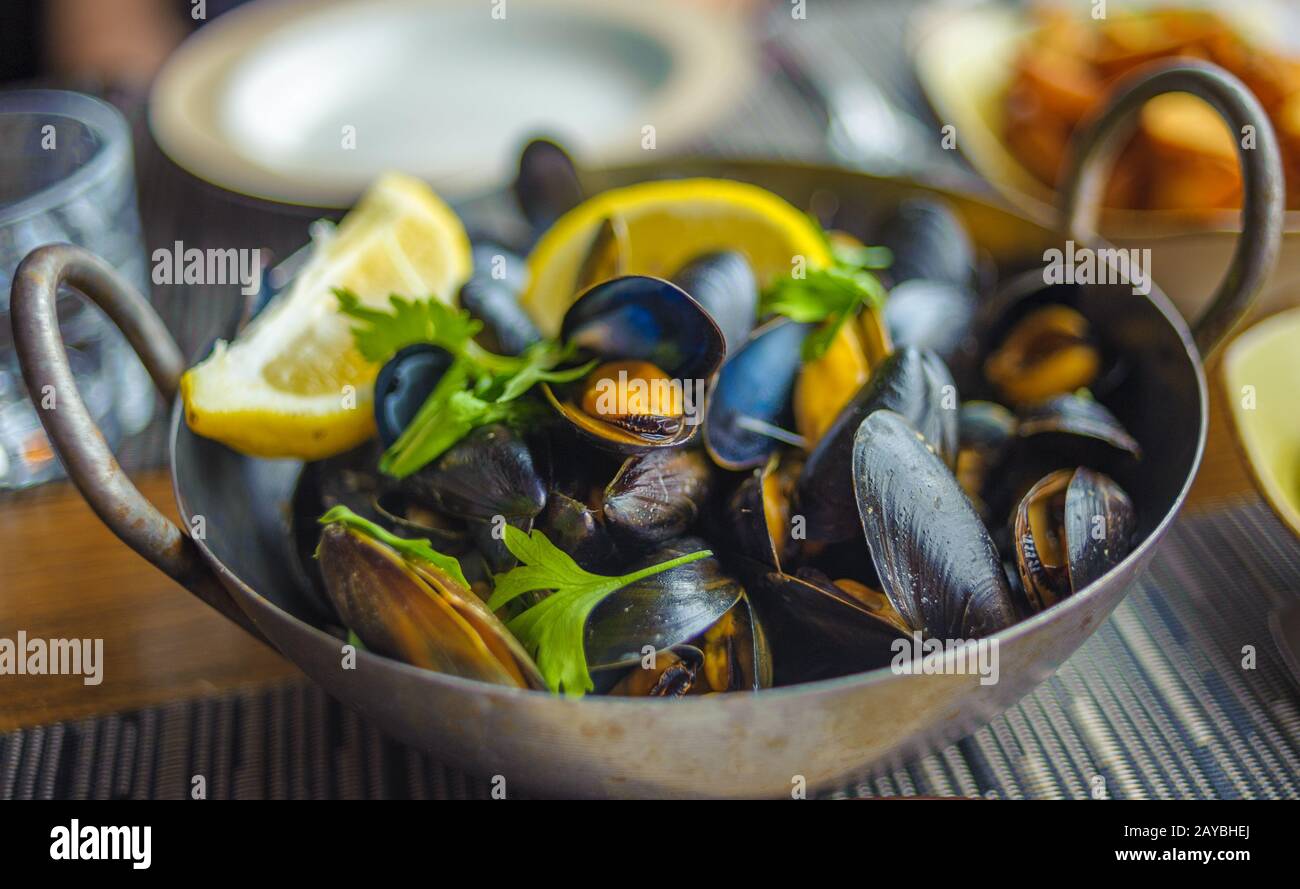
[317,523,544,689]
[544,276,726,452]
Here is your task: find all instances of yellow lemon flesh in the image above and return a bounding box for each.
[180,173,471,460]
[521,178,833,336]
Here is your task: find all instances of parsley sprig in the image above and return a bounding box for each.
[335,289,594,477]
[487,526,712,697]
[318,505,469,588]
[761,265,889,361]
[760,230,891,361]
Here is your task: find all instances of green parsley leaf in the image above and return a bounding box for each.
[380,370,546,478]
[761,265,888,361]
[317,504,469,588]
[335,288,480,363]
[486,526,712,697]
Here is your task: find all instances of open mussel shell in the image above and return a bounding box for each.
[671,251,757,357]
[1017,394,1142,460]
[1013,467,1136,614]
[606,592,773,695]
[979,394,1141,529]
[853,410,1017,639]
[584,537,742,672]
[746,567,907,685]
[513,137,583,233]
[793,306,892,447]
[544,276,725,453]
[984,304,1101,406]
[797,347,958,544]
[316,524,544,689]
[726,452,799,569]
[603,448,713,547]
[874,197,976,289]
[704,317,811,470]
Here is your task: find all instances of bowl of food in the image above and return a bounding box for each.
[10,62,1282,797]
[914,1,1300,319]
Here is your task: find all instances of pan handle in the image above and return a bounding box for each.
[1058,59,1285,357]
[10,243,270,645]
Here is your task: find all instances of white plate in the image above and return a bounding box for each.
[150,0,756,206]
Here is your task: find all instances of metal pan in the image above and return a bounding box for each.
[10,61,1283,797]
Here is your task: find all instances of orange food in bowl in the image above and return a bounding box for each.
[1004,6,1300,211]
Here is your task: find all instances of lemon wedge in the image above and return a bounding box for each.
[180,172,472,460]
[521,178,833,336]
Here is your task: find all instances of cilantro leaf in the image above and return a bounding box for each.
[335,289,480,363]
[761,265,888,361]
[380,370,546,478]
[317,504,470,588]
[487,526,712,696]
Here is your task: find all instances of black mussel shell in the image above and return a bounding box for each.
[1014,467,1135,613]
[727,457,783,569]
[797,347,958,544]
[374,344,455,447]
[545,276,725,452]
[853,410,1017,639]
[956,400,1018,517]
[513,137,582,232]
[1017,394,1141,460]
[462,241,538,356]
[693,593,772,692]
[560,275,726,382]
[537,490,621,571]
[603,448,713,547]
[316,524,544,689]
[884,278,980,389]
[875,197,976,288]
[576,215,629,292]
[290,441,389,620]
[400,424,547,524]
[585,537,741,671]
[671,251,758,357]
[704,318,811,470]
[745,566,907,685]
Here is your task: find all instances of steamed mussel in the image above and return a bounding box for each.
[279,144,1147,700]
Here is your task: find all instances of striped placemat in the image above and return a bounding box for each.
[4,497,1298,799]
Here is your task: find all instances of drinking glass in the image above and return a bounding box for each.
[0,90,153,489]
